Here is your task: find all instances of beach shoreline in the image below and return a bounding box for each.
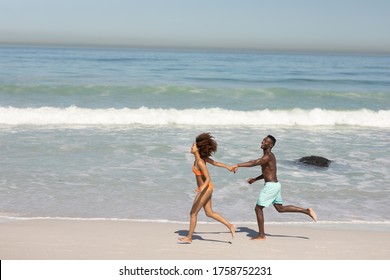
[0,219,389,260]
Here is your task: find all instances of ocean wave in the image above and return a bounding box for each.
[0,106,389,127]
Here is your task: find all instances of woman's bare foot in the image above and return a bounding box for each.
[229,224,236,238]
[308,208,317,222]
[178,237,192,243]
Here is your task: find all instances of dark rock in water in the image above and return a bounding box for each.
[298,156,331,167]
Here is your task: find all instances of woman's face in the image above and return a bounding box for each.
[190,142,198,154]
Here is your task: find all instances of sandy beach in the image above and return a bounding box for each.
[0,219,389,260]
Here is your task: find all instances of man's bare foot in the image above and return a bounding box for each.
[308,208,317,222]
[229,224,236,238]
[251,235,266,241]
[178,237,192,243]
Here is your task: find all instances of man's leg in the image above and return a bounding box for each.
[252,205,266,240]
[273,204,317,221]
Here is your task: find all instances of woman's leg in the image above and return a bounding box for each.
[203,194,235,238]
[179,186,214,243]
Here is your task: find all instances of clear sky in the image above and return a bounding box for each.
[0,0,389,53]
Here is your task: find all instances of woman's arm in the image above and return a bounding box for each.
[197,160,211,192]
[205,157,234,171]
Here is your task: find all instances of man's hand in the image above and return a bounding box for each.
[247,178,256,184]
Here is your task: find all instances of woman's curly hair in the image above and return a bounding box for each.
[196,133,217,159]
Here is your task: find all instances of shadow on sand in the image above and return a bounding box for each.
[175,229,233,244]
[175,226,309,243]
[237,226,310,240]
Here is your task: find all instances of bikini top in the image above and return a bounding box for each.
[192,165,204,176]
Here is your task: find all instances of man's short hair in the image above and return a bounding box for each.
[267,135,276,146]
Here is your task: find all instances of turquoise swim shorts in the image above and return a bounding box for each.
[257,182,283,207]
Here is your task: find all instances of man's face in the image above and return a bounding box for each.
[261,137,273,150]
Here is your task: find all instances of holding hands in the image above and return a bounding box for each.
[230,164,239,173]
[229,165,257,184]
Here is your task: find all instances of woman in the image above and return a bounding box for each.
[179,133,235,243]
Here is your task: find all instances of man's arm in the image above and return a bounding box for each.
[232,155,269,172]
[237,158,263,167]
[247,174,264,184]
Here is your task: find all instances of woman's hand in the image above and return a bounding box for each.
[195,185,206,193]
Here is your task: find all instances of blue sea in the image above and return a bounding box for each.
[0,46,389,228]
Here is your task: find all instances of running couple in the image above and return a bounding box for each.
[178,133,317,243]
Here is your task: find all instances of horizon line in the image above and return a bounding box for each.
[1,41,389,56]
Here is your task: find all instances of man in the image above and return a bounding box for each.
[232,135,317,240]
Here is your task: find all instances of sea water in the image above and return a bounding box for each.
[0,46,389,227]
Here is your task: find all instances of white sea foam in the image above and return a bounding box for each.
[1,106,390,127]
[1,215,390,225]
